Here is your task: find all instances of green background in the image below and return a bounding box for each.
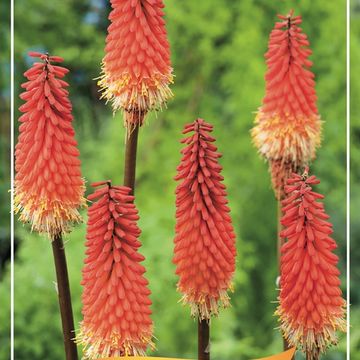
[1,0,359,359]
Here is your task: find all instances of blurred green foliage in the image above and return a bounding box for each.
[0,0,358,359]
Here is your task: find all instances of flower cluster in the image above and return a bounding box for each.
[276,169,346,358]
[78,182,153,358]
[14,52,85,237]
[252,11,322,198]
[98,0,173,125]
[173,118,236,320]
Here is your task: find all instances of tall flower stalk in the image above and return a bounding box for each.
[173,118,236,360]
[15,52,85,236]
[99,0,173,129]
[78,182,153,359]
[14,52,85,360]
[276,168,346,359]
[99,0,173,115]
[99,0,173,208]
[251,11,322,200]
[77,2,173,357]
[251,12,323,351]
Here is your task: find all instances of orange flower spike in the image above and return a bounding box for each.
[252,11,322,198]
[14,52,85,237]
[173,119,237,320]
[276,168,346,358]
[99,0,173,124]
[78,182,153,359]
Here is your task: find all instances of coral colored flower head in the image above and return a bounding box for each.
[14,52,85,237]
[98,0,173,124]
[78,181,153,359]
[276,168,346,358]
[251,11,322,199]
[173,119,237,320]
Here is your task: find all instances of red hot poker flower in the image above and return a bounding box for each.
[276,169,346,358]
[252,11,322,199]
[14,52,85,237]
[173,119,236,320]
[99,0,173,124]
[78,182,153,359]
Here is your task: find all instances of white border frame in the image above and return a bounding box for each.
[9,0,351,359]
[346,0,351,359]
[10,0,15,358]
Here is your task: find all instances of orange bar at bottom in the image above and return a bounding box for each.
[101,356,191,360]
[254,347,296,360]
[100,348,296,360]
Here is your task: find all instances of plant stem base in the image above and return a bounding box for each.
[52,233,78,360]
[198,319,210,360]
